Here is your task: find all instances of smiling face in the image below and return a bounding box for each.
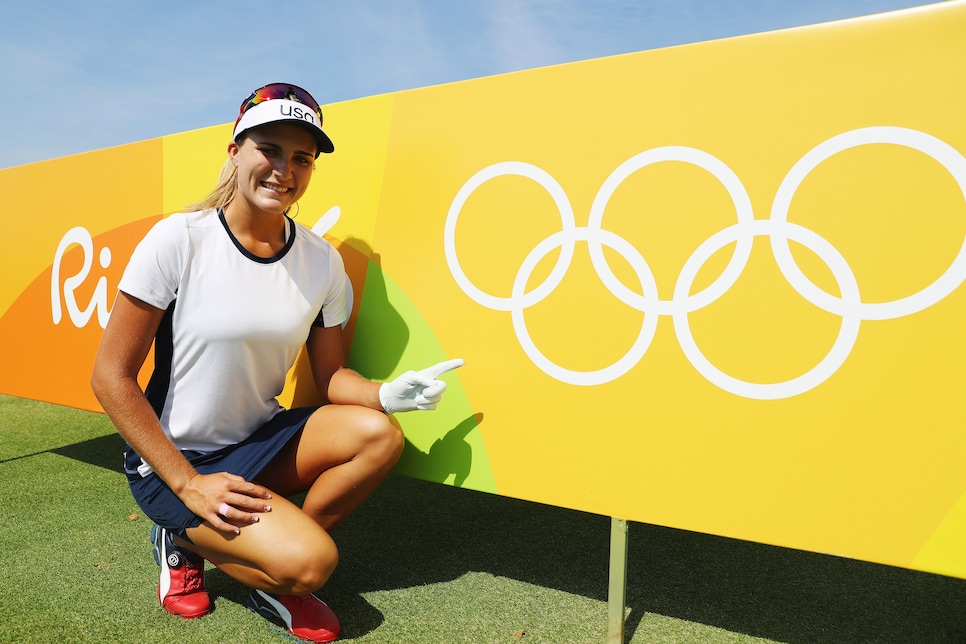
[227,121,318,216]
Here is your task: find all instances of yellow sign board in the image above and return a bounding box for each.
[2,1,965,578]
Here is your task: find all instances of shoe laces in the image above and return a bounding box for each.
[180,559,206,593]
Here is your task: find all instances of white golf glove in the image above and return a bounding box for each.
[379,358,464,414]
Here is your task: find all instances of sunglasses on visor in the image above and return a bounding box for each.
[235,83,323,128]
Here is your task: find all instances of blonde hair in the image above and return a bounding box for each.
[183,158,239,213]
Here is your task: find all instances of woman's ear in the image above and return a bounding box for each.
[227,140,240,166]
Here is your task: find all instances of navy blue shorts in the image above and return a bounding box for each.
[125,407,318,538]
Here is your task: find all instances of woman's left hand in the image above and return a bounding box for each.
[378,358,465,413]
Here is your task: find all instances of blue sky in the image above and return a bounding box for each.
[0,0,934,169]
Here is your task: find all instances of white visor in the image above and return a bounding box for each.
[233,98,334,155]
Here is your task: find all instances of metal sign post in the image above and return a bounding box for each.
[607,517,629,643]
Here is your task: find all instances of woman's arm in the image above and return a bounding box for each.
[305,325,463,413]
[305,324,383,410]
[91,292,269,533]
[91,293,195,488]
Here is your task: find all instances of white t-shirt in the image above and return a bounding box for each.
[118,208,348,453]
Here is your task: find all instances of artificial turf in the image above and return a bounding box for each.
[2,393,965,643]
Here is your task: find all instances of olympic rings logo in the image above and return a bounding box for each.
[444,127,966,399]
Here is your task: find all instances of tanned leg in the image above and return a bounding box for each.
[256,404,404,531]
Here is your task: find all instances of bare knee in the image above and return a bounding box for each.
[359,408,404,466]
[268,536,339,595]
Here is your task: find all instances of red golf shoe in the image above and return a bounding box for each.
[247,589,340,642]
[150,524,211,619]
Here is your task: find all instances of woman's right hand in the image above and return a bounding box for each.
[180,471,274,535]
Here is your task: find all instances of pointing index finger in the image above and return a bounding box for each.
[423,358,465,379]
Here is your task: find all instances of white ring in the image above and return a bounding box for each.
[510,226,660,386]
[444,161,577,312]
[672,219,861,400]
[770,126,966,320]
[587,146,755,316]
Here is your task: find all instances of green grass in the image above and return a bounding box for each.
[2,393,966,643]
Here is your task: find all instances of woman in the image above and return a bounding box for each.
[91,83,462,643]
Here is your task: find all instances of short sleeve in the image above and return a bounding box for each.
[117,214,189,310]
[313,245,350,328]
